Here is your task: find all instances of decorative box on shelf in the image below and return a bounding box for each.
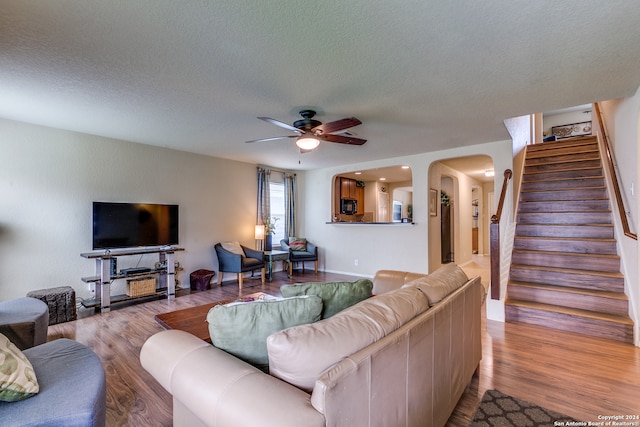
[126,277,157,297]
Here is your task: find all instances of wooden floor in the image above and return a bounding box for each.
[47,268,640,426]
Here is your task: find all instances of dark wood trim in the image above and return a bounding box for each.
[593,102,637,240]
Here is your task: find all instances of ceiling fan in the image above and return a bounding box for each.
[246,109,366,151]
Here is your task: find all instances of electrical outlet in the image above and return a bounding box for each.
[354,259,359,266]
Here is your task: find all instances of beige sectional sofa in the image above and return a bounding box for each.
[140,264,483,427]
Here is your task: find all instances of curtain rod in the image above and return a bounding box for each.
[256,166,296,176]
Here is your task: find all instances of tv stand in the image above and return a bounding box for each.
[81,247,185,312]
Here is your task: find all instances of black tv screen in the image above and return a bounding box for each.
[92,202,179,250]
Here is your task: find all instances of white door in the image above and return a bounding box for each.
[378,192,390,222]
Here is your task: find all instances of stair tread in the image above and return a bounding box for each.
[525,157,600,163]
[512,249,620,259]
[505,298,633,325]
[521,187,607,193]
[519,198,609,201]
[514,235,616,242]
[508,280,627,300]
[527,137,597,149]
[522,176,604,184]
[524,165,602,173]
[516,223,612,227]
[511,263,624,278]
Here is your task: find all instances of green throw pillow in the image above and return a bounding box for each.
[280,279,373,319]
[207,295,323,371]
[0,332,39,402]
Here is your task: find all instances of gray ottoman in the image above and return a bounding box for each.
[27,286,77,325]
[0,338,107,427]
[0,297,49,350]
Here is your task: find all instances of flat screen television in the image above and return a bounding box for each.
[92,202,179,250]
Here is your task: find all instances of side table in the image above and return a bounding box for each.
[264,250,289,281]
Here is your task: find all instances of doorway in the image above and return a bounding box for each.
[440,176,454,263]
[428,155,495,272]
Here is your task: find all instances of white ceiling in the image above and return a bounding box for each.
[2,1,640,172]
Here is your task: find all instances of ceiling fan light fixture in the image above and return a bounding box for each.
[296,136,320,150]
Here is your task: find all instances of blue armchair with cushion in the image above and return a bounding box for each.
[0,336,107,426]
[280,237,318,276]
[215,242,265,289]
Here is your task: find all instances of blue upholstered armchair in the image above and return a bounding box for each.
[280,237,318,276]
[215,242,265,289]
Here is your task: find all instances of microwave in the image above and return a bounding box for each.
[341,198,357,215]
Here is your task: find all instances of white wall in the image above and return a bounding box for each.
[601,91,640,346]
[0,118,258,302]
[301,140,513,278]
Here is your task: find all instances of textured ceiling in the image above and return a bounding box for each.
[1,1,640,171]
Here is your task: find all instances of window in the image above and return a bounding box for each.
[269,180,285,245]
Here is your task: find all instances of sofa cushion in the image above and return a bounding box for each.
[403,263,469,306]
[288,237,307,251]
[0,332,39,402]
[207,295,323,371]
[280,279,373,318]
[267,286,429,392]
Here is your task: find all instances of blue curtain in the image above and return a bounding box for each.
[284,174,296,237]
[257,167,270,225]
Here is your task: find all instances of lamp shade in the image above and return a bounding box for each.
[296,136,320,150]
[254,224,265,240]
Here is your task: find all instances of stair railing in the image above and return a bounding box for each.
[593,102,637,240]
[489,169,513,300]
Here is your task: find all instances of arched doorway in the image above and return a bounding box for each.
[428,155,494,272]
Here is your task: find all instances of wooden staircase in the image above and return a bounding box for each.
[505,136,633,343]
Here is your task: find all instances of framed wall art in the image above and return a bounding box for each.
[551,121,592,139]
[429,189,438,217]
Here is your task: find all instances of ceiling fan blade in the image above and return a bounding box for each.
[258,117,302,133]
[245,135,298,143]
[319,133,367,145]
[312,117,362,134]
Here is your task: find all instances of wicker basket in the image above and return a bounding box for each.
[126,277,157,297]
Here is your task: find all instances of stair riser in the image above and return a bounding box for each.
[509,268,624,292]
[507,286,629,316]
[513,238,617,254]
[505,305,633,343]
[520,188,608,201]
[518,200,610,212]
[528,138,597,150]
[522,177,605,191]
[523,168,603,181]
[515,224,614,239]
[511,252,620,272]
[517,212,612,225]
[524,151,600,168]
[526,146,599,159]
[525,158,601,170]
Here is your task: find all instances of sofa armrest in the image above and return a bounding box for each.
[216,246,242,271]
[141,330,324,427]
[243,246,264,261]
[306,242,317,254]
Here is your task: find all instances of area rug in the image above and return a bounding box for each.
[469,389,577,427]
